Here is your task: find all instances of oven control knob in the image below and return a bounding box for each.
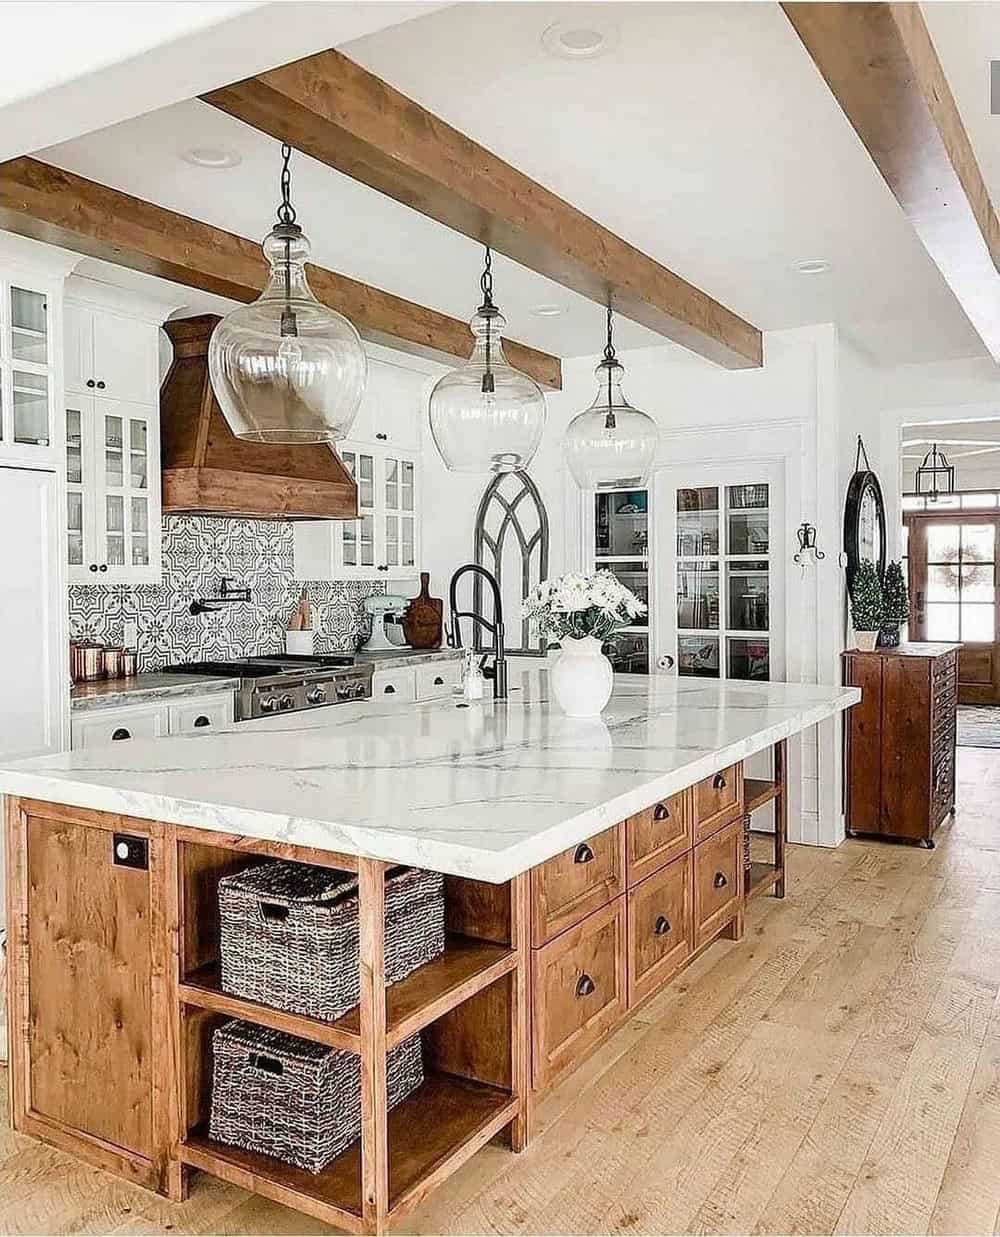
[279,694,295,710]
[259,696,278,713]
[306,686,327,706]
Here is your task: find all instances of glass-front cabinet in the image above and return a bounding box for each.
[670,479,778,681]
[593,487,649,673]
[65,398,161,583]
[0,279,57,467]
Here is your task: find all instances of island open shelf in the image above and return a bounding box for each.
[744,738,787,902]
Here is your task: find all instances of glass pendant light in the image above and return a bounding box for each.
[208,143,367,443]
[563,306,659,489]
[428,245,546,473]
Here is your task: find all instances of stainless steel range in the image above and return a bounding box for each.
[163,654,372,721]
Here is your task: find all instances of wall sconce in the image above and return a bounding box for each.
[794,522,825,566]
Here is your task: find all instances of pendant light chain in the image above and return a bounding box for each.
[276,142,297,226]
[480,245,496,395]
[604,304,617,430]
[275,143,297,338]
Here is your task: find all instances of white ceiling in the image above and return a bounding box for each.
[31,1,1000,367]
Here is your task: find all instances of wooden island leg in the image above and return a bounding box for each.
[510,871,531,1152]
[774,739,787,898]
[359,858,389,1235]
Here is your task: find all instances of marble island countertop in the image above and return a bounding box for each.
[2,673,859,882]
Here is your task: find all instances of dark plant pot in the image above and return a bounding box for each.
[878,625,901,648]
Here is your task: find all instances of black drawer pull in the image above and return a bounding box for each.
[111,727,131,741]
[434,676,444,685]
[653,802,669,821]
[375,431,388,441]
[384,684,395,694]
[86,379,95,388]
[574,842,595,864]
[193,715,211,728]
[713,871,728,889]
[712,773,727,791]
[96,380,106,390]
[89,563,98,572]
[575,973,596,998]
[654,915,671,936]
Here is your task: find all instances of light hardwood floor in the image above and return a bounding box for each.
[5,748,1000,1236]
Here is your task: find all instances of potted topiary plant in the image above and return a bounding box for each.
[879,560,909,648]
[850,560,883,652]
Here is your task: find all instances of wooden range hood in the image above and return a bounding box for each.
[160,315,358,520]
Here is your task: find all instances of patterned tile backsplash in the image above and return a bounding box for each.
[68,516,386,671]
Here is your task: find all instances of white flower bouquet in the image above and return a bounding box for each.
[521,570,647,643]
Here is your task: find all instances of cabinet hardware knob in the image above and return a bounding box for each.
[375,432,388,441]
[111,728,131,741]
[99,564,108,572]
[653,802,669,821]
[89,563,98,572]
[574,842,595,864]
[86,379,95,388]
[433,676,444,685]
[713,871,728,889]
[654,915,671,936]
[96,380,106,390]
[575,973,596,998]
[384,684,395,694]
[713,772,727,791]
[193,715,210,728]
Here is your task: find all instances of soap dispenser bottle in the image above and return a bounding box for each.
[463,649,485,701]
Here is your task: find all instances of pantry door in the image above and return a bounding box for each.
[907,513,1000,703]
[654,463,785,682]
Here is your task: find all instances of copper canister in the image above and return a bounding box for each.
[122,651,138,677]
[79,644,106,681]
[103,647,125,679]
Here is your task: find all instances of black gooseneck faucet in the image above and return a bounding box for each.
[448,563,508,700]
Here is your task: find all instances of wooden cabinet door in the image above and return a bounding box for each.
[693,762,744,843]
[24,809,155,1160]
[627,853,692,1008]
[843,654,883,834]
[626,790,691,886]
[530,824,625,946]
[692,820,742,949]
[881,656,932,840]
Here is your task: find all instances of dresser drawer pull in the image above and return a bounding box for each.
[712,773,727,791]
[433,676,444,685]
[713,871,728,889]
[574,842,595,864]
[193,715,211,728]
[575,973,596,998]
[654,915,671,936]
[111,727,131,741]
[653,802,669,821]
[384,684,395,694]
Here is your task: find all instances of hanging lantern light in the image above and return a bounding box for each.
[914,442,955,502]
[428,245,546,473]
[563,306,659,489]
[208,143,367,443]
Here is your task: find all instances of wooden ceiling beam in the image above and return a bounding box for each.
[202,50,762,370]
[0,156,561,389]
[782,2,1000,362]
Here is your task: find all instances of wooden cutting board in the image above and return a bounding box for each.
[403,572,444,649]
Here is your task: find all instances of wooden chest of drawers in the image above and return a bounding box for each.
[843,644,958,845]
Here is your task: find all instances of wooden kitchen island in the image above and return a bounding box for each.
[1,673,858,1234]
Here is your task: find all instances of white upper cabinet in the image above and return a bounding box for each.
[64,278,176,585]
[293,351,434,582]
[64,301,159,403]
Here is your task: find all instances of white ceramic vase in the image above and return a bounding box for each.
[551,634,614,718]
[854,630,878,652]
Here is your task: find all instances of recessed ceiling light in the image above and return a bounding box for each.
[531,303,565,317]
[181,147,242,169]
[541,19,619,60]
[795,259,830,275]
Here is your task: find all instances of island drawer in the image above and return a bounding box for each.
[626,790,692,887]
[693,818,742,948]
[531,897,626,1090]
[530,824,625,946]
[694,762,744,843]
[627,852,692,1008]
[414,661,461,701]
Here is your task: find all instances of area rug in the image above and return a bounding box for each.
[958,705,1000,748]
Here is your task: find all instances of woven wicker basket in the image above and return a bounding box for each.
[219,861,445,1022]
[209,1019,424,1173]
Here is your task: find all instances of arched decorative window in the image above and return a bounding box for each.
[474,470,550,655]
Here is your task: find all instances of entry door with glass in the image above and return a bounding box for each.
[907,514,999,702]
[656,465,784,681]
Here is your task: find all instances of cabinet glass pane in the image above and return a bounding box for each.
[401,460,414,512]
[603,563,648,625]
[13,371,49,445]
[676,487,719,556]
[105,415,123,487]
[358,454,374,509]
[130,419,148,489]
[66,408,82,483]
[728,637,769,681]
[131,497,149,567]
[343,522,357,566]
[677,560,719,630]
[596,490,648,558]
[106,495,124,565]
[385,456,399,510]
[386,514,398,566]
[10,287,47,364]
[67,491,83,566]
[360,514,374,566]
[678,635,719,677]
[727,561,769,631]
[402,516,414,567]
[727,483,769,555]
